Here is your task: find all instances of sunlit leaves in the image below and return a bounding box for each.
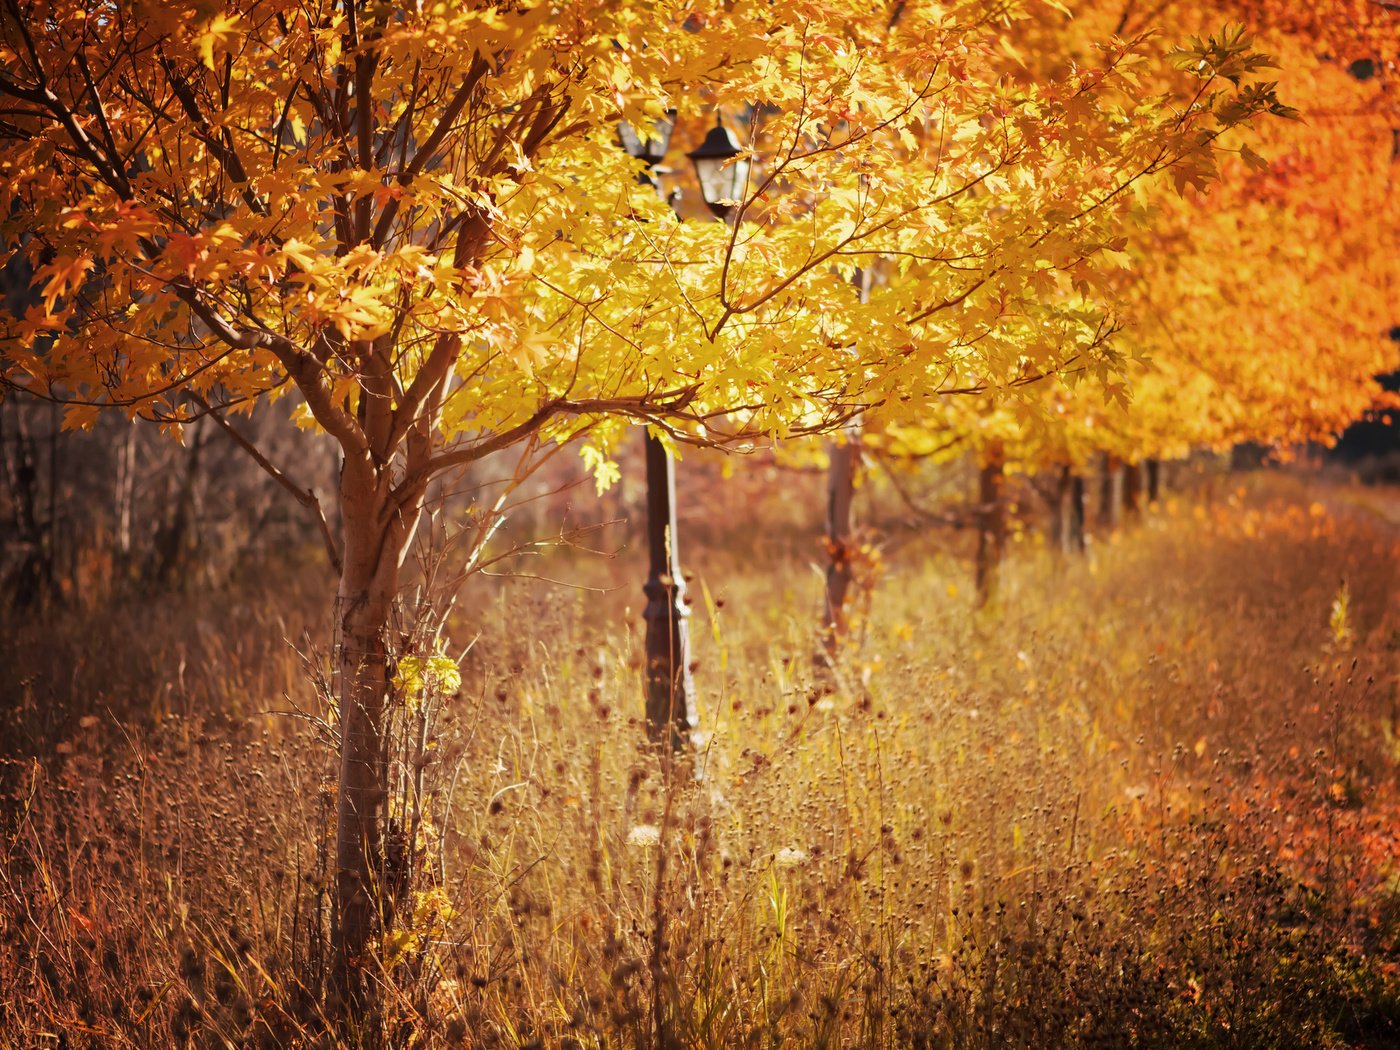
[0,0,1315,493]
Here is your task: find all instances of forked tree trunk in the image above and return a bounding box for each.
[822,433,859,657]
[974,444,1006,606]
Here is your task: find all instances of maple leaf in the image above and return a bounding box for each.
[197,13,241,70]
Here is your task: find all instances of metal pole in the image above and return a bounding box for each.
[642,430,695,750]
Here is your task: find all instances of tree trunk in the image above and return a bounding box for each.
[822,432,860,657]
[1146,458,1161,504]
[1052,466,1086,555]
[822,268,869,661]
[330,456,417,1017]
[115,423,136,561]
[1098,452,1123,532]
[1123,460,1142,519]
[47,402,59,595]
[1070,474,1086,551]
[151,423,205,586]
[1,400,52,606]
[974,445,1006,606]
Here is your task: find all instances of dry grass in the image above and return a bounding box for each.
[1,473,1397,1048]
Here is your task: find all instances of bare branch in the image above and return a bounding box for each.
[188,391,343,575]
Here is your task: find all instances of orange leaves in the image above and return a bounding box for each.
[195,12,242,70]
[61,403,101,431]
[0,0,1382,486]
[38,254,93,312]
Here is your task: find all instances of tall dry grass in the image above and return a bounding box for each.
[1,474,1397,1048]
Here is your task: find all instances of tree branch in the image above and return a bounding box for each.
[188,391,344,575]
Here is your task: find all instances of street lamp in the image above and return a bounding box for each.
[616,106,698,754]
[617,109,677,172]
[686,116,749,220]
[616,108,749,752]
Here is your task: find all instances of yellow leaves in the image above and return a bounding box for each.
[287,109,308,146]
[196,12,241,70]
[290,402,320,431]
[277,239,319,273]
[394,645,463,710]
[580,443,621,494]
[1328,580,1354,652]
[2,0,1374,482]
[382,887,457,968]
[508,326,557,379]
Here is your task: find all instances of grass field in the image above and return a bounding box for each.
[1,473,1397,1048]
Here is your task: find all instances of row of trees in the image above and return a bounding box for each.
[2,0,1396,1025]
[813,0,1399,614]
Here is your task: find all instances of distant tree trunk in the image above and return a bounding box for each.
[974,443,1006,606]
[1123,460,1142,519]
[1071,474,1086,552]
[115,424,137,561]
[1230,442,1267,471]
[822,267,871,659]
[1051,466,1087,555]
[2,401,52,606]
[47,402,59,592]
[822,432,860,657]
[1098,453,1123,532]
[1146,459,1161,504]
[151,423,206,586]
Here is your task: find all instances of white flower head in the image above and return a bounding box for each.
[775,846,809,868]
[627,824,661,849]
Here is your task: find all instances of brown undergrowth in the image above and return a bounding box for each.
[1,475,1397,1047]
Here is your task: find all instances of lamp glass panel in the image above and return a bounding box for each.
[696,157,750,206]
[617,120,644,158]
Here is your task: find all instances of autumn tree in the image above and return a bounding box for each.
[0,0,1291,1012]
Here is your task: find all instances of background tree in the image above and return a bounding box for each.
[848,6,1399,595]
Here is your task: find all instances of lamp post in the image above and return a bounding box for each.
[618,108,747,751]
[616,108,747,750]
